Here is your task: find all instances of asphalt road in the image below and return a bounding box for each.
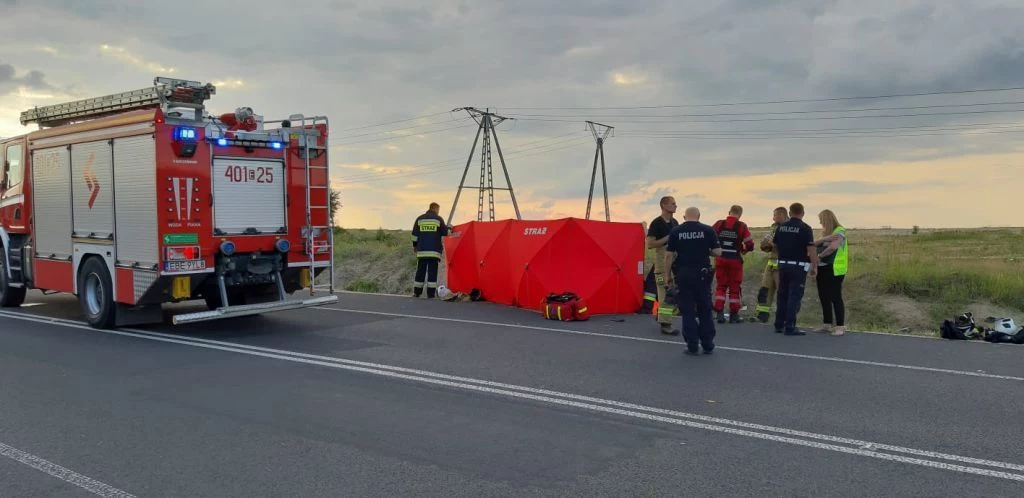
[1,291,1022,497]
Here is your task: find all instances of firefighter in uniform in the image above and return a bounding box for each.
[772,202,819,335]
[755,207,790,323]
[711,205,754,324]
[665,207,722,355]
[411,202,449,298]
[647,196,679,334]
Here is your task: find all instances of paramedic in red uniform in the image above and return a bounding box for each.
[411,202,449,298]
[712,205,754,323]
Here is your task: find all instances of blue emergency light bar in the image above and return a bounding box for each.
[210,137,283,149]
[173,126,198,141]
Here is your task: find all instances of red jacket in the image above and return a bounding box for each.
[713,216,755,258]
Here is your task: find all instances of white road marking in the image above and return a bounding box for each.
[116,326,1024,473]
[338,290,414,298]
[2,310,1024,482]
[313,307,1024,382]
[0,441,136,498]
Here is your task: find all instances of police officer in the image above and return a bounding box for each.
[411,202,449,298]
[771,202,819,335]
[665,207,722,355]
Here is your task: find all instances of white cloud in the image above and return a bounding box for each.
[212,79,246,90]
[610,70,649,87]
[564,45,604,58]
[98,44,176,74]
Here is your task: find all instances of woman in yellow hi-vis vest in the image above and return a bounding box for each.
[814,209,848,336]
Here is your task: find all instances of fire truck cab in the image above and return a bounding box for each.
[0,77,337,329]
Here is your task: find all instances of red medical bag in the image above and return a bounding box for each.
[541,292,590,321]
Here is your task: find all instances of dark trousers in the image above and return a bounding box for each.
[414,257,440,298]
[675,266,716,351]
[816,264,846,326]
[774,264,808,333]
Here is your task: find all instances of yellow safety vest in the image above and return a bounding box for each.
[832,225,848,276]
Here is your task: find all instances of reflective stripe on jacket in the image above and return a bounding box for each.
[412,211,449,259]
[713,216,754,261]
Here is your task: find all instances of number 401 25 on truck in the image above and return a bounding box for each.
[0,77,337,328]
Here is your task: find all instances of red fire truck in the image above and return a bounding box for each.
[0,77,337,329]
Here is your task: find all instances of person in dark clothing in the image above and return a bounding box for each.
[411,202,449,298]
[647,196,679,334]
[771,202,819,336]
[665,207,722,355]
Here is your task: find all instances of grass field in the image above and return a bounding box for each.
[329,226,1024,336]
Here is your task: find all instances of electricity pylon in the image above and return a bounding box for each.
[448,107,522,225]
[585,120,614,222]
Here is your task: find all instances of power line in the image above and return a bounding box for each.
[500,134,592,155]
[335,118,579,146]
[506,139,592,159]
[335,131,588,182]
[507,100,1024,119]
[508,131,586,149]
[336,135,593,185]
[514,107,1024,124]
[618,121,1024,134]
[356,140,593,186]
[324,83,1024,188]
[333,124,1016,185]
[618,126,1024,137]
[334,116,472,140]
[327,84,1024,128]
[495,85,1024,110]
[335,122,478,146]
[335,110,457,132]
[617,128,1024,140]
[328,90,1024,140]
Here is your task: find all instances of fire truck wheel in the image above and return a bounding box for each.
[78,257,115,329]
[0,251,27,308]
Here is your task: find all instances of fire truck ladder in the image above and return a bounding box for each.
[293,114,336,296]
[20,77,215,128]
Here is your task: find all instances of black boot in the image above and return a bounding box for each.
[716,312,726,324]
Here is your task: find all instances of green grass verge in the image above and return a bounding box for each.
[330,226,1024,336]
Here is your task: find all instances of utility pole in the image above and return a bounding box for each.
[448,107,522,225]
[585,120,614,222]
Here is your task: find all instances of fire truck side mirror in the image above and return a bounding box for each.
[0,160,8,191]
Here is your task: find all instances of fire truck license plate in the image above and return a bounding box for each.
[165,260,207,272]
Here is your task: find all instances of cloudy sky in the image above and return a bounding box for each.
[2,0,1024,229]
